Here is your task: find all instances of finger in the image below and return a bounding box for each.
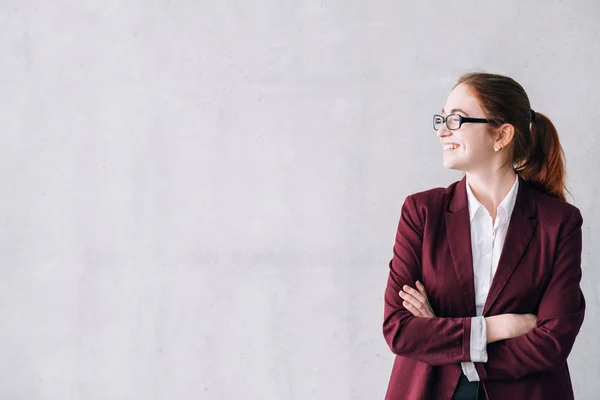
[421,308,435,318]
[403,285,428,305]
[415,282,434,312]
[402,300,423,317]
[399,290,426,313]
[415,281,429,299]
[414,282,436,317]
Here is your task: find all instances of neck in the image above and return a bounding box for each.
[465,167,517,216]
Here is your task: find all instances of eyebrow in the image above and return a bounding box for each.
[441,108,470,116]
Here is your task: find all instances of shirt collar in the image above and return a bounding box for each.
[466,175,519,223]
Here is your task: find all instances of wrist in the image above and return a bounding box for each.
[485,315,509,343]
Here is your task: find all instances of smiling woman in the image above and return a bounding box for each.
[382,72,585,400]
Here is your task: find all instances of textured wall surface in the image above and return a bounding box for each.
[1,1,599,399]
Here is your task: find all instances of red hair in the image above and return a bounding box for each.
[456,72,567,201]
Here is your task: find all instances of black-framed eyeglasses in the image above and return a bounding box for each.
[433,114,492,131]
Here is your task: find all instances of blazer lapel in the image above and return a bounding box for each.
[483,176,537,315]
[445,177,477,316]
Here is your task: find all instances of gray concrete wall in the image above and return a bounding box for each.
[1,1,599,399]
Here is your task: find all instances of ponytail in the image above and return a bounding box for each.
[515,112,567,201]
[456,73,570,202]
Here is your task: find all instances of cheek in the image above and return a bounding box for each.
[462,135,492,155]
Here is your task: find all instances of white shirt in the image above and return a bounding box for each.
[461,174,520,381]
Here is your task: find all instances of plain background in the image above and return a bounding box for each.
[1,1,599,399]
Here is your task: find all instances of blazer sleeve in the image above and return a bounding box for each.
[475,208,586,380]
[382,194,474,365]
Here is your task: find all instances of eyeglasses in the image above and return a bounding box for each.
[433,114,492,131]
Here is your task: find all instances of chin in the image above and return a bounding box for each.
[442,159,456,170]
[442,159,466,171]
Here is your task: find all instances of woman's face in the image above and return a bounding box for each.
[438,83,497,173]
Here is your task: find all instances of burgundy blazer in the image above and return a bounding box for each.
[382,176,585,400]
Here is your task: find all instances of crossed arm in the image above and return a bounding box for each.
[399,282,536,345]
[382,196,586,380]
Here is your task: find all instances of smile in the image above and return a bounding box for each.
[443,144,460,151]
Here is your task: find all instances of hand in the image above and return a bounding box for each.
[399,281,436,318]
[505,313,537,338]
[485,313,537,343]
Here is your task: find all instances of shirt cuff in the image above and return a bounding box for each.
[470,316,488,362]
[461,362,481,382]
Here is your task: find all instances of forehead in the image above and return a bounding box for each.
[443,83,484,115]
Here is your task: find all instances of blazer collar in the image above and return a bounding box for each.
[448,174,536,219]
[445,174,537,316]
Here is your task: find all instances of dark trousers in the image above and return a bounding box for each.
[451,372,487,400]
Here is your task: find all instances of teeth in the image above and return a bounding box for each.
[444,144,459,150]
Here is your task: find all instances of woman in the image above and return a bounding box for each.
[382,72,585,400]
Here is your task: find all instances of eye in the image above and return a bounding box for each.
[447,114,461,130]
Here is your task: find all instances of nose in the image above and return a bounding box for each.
[437,124,452,139]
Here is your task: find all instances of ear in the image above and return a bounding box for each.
[494,123,515,149]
